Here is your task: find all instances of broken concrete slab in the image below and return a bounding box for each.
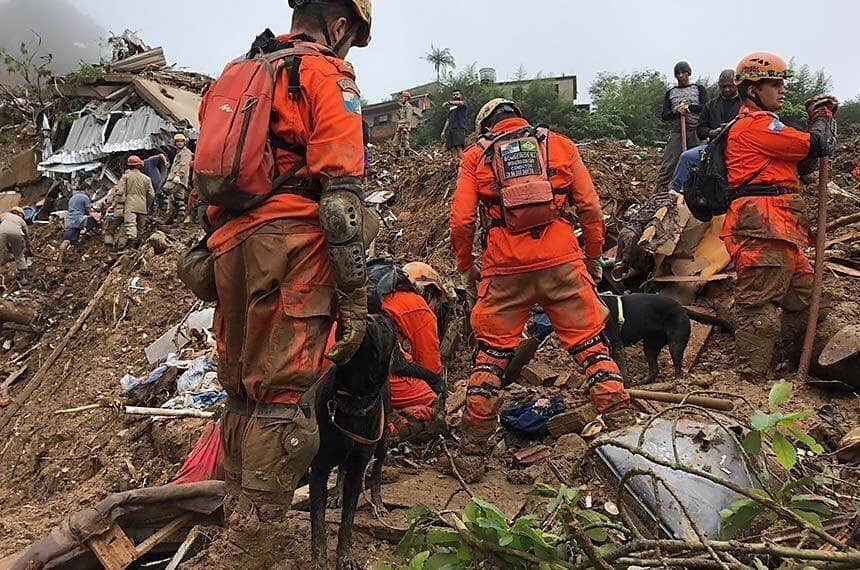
[519,362,560,387]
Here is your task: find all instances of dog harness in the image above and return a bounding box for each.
[599,292,625,325]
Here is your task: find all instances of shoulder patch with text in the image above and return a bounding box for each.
[338,78,362,115]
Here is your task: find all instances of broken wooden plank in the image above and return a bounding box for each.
[446,379,468,413]
[649,272,735,284]
[826,262,860,278]
[164,525,204,570]
[134,513,194,558]
[87,523,138,570]
[826,230,860,248]
[514,445,552,465]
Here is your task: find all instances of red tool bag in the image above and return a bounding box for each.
[194,44,328,211]
[479,126,557,234]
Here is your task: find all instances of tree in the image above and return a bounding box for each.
[424,45,455,82]
[587,70,670,145]
[780,61,832,127]
[0,31,54,127]
[839,96,860,137]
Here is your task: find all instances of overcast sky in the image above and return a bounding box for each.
[66,0,859,103]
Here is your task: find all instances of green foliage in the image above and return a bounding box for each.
[389,484,615,569]
[779,61,832,127]
[839,96,860,137]
[586,70,671,145]
[721,381,830,538]
[64,62,105,84]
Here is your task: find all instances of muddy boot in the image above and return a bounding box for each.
[224,496,288,569]
[733,303,779,379]
[504,336,542,385]
[603,408,637,431]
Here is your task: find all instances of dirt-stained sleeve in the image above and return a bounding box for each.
[743,115,811,162]
[384,294,444,375]
[450,149,481,273]
[564,139,605,259]
[303,65,365,180]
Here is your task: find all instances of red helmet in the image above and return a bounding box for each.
[126,155,144,167]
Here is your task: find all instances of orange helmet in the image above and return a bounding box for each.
[288,0,372,47]
[126,155,144,167]
[734,52,794,85]
[403,262,443,293]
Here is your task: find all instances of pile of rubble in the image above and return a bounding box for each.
[0,31,209,214]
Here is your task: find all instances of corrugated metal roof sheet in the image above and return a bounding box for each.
[40,114,109,166]
[102,106,172,154]
[41,106,183,168]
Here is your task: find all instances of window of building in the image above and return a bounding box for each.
[374,114,390,125]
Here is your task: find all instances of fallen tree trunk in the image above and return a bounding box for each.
[0,302,36,326]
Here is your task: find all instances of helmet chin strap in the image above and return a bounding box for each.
[314,8,356,54]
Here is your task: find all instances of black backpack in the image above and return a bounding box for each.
[366,257,417,315]
[684,119,738,222]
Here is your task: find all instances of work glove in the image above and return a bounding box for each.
[585,258,604,283]
[460,266,480,286]
[805,94,839,118]
[326,287,368,366]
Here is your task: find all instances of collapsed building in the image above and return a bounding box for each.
[0,31,208,214]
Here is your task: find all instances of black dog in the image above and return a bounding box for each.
[309,315,396,570]
[602,293,734,384]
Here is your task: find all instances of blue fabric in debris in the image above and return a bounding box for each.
[501,396,566,438]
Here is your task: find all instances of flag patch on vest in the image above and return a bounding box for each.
[768,118,785,132]
[343,91,362,115]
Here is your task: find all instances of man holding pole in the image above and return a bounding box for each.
[656,61,708,191]
[721,52,838,376]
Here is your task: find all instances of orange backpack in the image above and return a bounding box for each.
[477,126,558,234]
[195,41,333,212]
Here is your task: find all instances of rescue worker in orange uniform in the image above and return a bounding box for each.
[449,99,630,482]
[385,262,447,442]
[722,53,838,374]
[200,0,372,558]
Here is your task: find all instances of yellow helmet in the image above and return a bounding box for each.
[734,52,794,85]
[10,206,25,217]
[475,98,522,134]
[173,133,187,143]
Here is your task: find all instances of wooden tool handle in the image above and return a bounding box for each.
[628,389,734,411]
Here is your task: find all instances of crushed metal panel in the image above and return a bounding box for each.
[103,106,173,154]
[40,162,103,175]
[594,418,759,540]
[133,78,202,129]
[111,47,167,73]
[41,113,110,166]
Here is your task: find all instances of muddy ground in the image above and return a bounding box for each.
[0,139,858,568]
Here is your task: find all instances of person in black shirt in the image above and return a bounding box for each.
[441,90,469,158]
[697,69,742,141]
[657,61,709,191]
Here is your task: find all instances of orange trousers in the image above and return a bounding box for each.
[463,260,628,441]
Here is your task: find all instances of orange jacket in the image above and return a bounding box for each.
[722,106,812,247]
[382,291,441,410]
[450,117,605,276]
[205,35,365,257]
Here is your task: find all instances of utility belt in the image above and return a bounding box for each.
[732,185,794,200]
[226,388,315,419]
[272,176,323,202]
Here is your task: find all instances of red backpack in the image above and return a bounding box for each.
[477,125,558,234]
[194,43,331,212]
